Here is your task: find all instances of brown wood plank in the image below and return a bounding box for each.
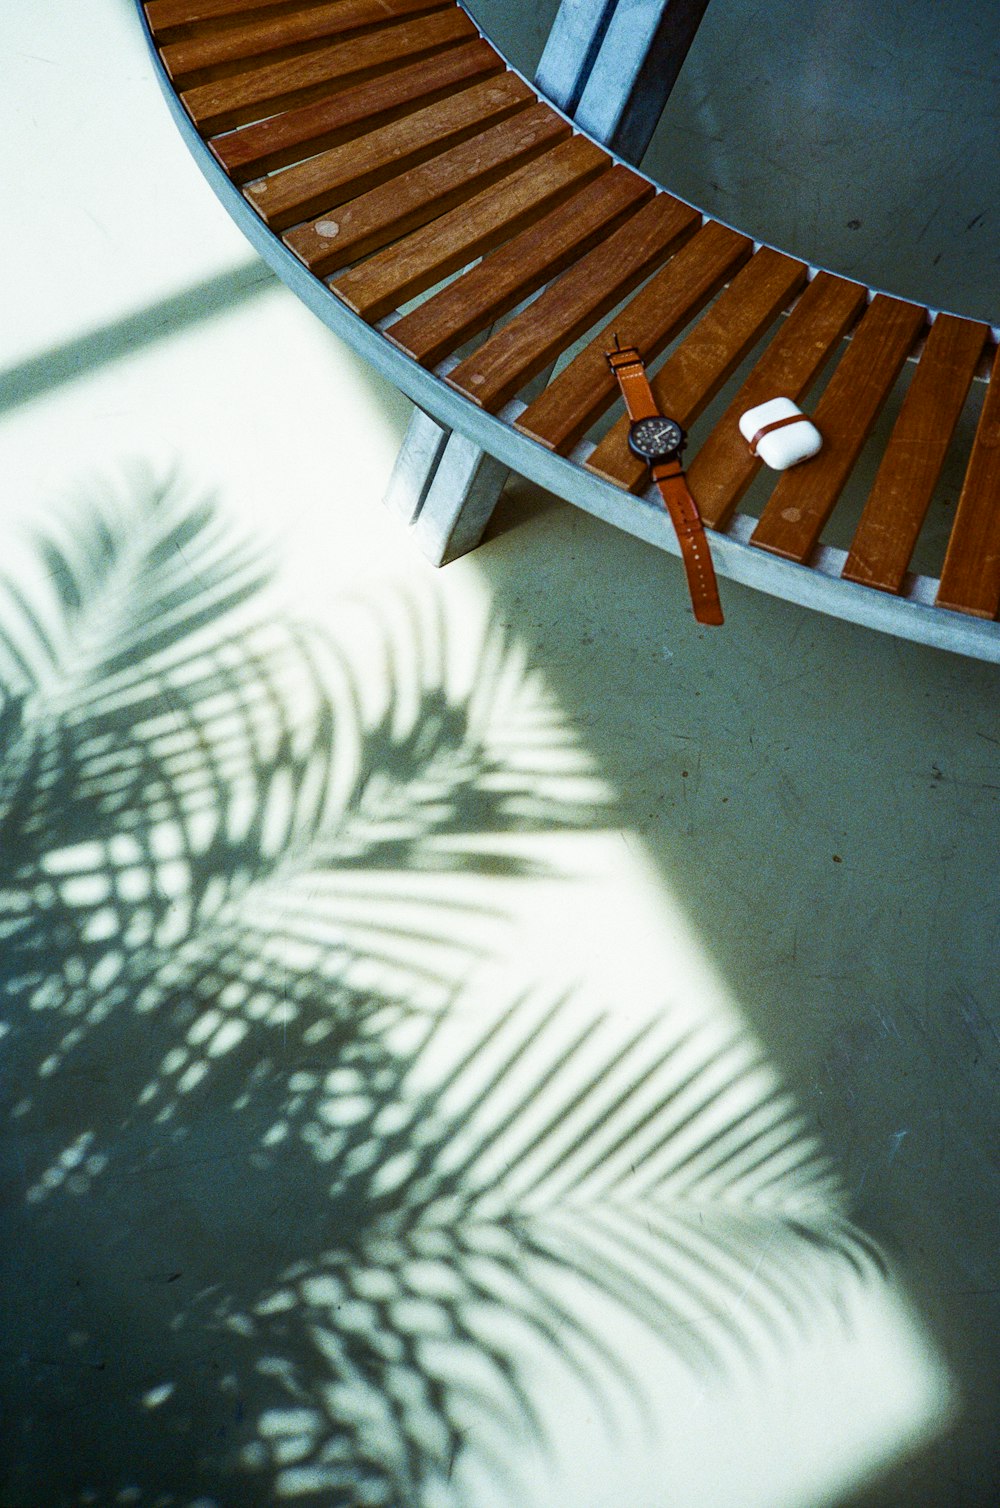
[586,246,808,491]
[387,166,654,369]
[286,104,572,279]
[182,9,478,134]
[445,194,700,411]
[750,295,926,562]
[147,0,338,43]
[686,272,867,529]
[160,0,451,89]
[245,72,533,230]
[514,220,752,455]
[936,347,1000,618]
[843,314,988,593]
[148,1,340,40]
[329,134,610,322]
[209,39,504,182]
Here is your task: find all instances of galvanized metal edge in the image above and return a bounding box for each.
[132,2,1000,663]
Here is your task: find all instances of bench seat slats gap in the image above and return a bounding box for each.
[843,314,989,593]
[182,8,478,133]
[285,104,573,278]
[160,0,451,88]
[147,1,350,41]
[515,220,752,455]
[386,166,655,368]
[587,246,809,490]
[686,272,867,530]
[147,0,1000,648]
[246,73,535,229]
[936,346,1000,618]
[750,294,927,563]
[328,134,610,322]
[445,194,701,411]
[209,39,504,181]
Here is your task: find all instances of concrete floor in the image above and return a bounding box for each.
[1,3,998,1506]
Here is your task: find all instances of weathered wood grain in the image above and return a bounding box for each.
[387,165,653,368]
[285,103,572,278]
[587,246,808,490]
[182,8,478,133]
[329,133,609,322]
[936,344,1000,618]
[750,295,926,562]
[844,313,988,593]
[445,193,700,410]
[245,72,533,230]
[209,39,504,182]
[686,271,867,529]
[515,220,751,454]
[160,0,451,89]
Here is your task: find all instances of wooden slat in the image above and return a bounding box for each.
[445,194,700,411]
[182,8,478,133]
[586,246,808,490]
[160,0,451,89]
[148,0,336,39]
[750,295,926,562]
[937,347,1000,618]
[209,39,504,182]
[686,272,867,529]
[246,72,533,230]
[286,104,572,278]
[515,220,752,454]
[387,166,654,369]
[843,314,989,593]
[147,0,338,42]
[329,134,610,322]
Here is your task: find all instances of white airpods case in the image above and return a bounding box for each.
[738,397,822,470]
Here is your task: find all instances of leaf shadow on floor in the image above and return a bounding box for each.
[0,470,886,1508]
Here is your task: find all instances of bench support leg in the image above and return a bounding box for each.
[384,408,510,564]
[384,407,451,524]
[411,430,510,567]
[383,0,713,563]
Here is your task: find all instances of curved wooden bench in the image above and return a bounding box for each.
[138,0,1000,660]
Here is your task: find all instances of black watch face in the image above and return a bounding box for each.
[628,415,685,462]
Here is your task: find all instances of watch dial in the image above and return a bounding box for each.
[628,415,685,461]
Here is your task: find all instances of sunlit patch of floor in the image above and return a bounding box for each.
[0,469,952,1506]
[0,2,987,1505]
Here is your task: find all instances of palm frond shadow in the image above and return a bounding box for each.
[0,473,885,1507]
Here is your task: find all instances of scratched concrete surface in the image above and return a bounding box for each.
[472,3,1000,1500]
[2,2,998,1506]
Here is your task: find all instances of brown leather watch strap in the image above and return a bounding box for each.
[606,344,723,626]
[650,459,723,624]
[606,346,661,420]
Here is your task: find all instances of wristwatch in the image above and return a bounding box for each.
[606,342,723,626]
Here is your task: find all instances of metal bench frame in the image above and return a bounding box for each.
[136,0,1000,662]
